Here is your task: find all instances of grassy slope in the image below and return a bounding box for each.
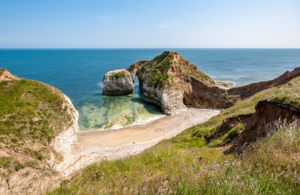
[141,51,215,89]
[0,79,71,172]
[182,76,300,147]
[178,61,215,87]
[141,51,175,88]
[50,77,300,194]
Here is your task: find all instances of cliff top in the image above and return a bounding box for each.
[0,69,20,82]
[140,51,215,88]
[0,72,75,171]
[103,69,131,79]
[0,68,5,75]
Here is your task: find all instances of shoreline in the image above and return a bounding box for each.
[77,114,166,133]
[55,108,220,176]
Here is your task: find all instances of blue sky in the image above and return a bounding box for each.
[0,0,299,48]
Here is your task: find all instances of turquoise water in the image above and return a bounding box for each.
[1,49,300,131]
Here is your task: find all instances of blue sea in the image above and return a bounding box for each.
[1,49,300,132]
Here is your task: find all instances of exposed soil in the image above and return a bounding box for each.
[223,100,300,154]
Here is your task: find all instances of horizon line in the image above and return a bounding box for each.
[0,47,300,49]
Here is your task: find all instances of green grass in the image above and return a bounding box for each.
[182,76,300,146]
[180,63,215,87]
[208,123,244,147]
[125,63,136,71]
[0,79,72,162]
[50,141,233,194]
[114,73,124,78]
[141,51,216,89]
[0,157,22,173]
[50,121,300,194]
[142,51,175,88]
[49,75,300,194]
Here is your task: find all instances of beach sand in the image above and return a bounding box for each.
[55,108,220,176]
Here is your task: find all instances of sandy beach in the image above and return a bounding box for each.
[55,108,220,176]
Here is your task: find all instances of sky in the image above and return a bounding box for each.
[0,0,299,48]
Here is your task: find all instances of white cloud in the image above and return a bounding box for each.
[96,15,117,25]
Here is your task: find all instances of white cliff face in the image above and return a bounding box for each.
[51,95,78,155]
[161,87,187,114]
[102,69,134,95]
[142,81,186,115]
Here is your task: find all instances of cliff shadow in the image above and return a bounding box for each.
[130,96,164,114]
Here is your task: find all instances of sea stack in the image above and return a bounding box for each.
[102,51,217,114]
[102,69,134,96]
[102,51,300,115]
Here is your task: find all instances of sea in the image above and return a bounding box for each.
[1,49,300,132]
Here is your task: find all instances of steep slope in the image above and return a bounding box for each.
[0,69,78,193]
[189,75,300,152]
[226,100,300,154]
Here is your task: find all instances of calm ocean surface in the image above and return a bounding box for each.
[1,49,300,132]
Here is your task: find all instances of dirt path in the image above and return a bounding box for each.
[55,108,220,176]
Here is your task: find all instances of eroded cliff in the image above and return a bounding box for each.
[103,51,300,115]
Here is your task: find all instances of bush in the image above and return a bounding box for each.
[114,73,123,78]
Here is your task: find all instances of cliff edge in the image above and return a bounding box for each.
[0,69,79,192]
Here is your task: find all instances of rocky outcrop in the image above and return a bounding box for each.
[102,69,134,95]
[51,95,79,155]
[102,51,300,115]
[128,51,216,114]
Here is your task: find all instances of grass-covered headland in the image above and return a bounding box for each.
[141,51,215,89]
[0,77,71,175]
[50,75,300,194]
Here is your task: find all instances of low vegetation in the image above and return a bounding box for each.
[141,51,216,89]
[49,76,300,194]
[50,120,300,194]
[183,76,300,147]
[179,63,215,87]
[126,63,136,71]
[0,79,70,146]
[142,51,175,88]
[114,73,124,79]
[0,79,72,175]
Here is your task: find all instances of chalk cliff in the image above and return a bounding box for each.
[102,51,300,115]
